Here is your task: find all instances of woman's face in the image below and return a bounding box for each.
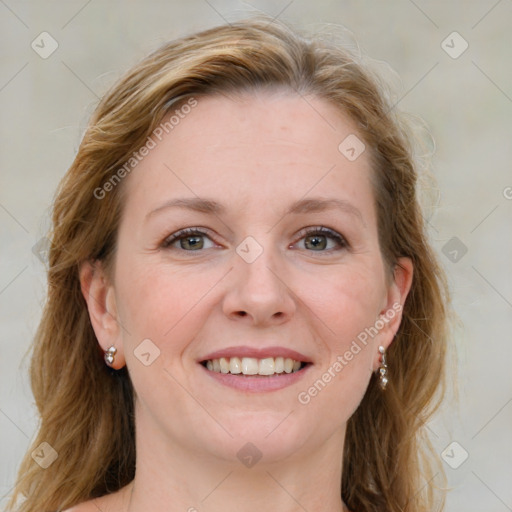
[87,91,411,466]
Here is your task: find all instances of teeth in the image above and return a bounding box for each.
[258,357,275,375]
[229,356,242,374]
[241,357,259,375]
[204,356,305,376]
[219,357,229,374]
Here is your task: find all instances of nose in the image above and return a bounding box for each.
[222,247,296,326]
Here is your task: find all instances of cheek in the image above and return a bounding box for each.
[296,335,375,431]
[114,259,224,354]
[304,263,386,342]
[298,321,376,426]
[295,265,384,412]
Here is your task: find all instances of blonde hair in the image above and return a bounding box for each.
[9,16,449,512]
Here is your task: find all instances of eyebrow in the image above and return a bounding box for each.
[147,197,365,226]
[287,198,365,226]
[148,197,225,218]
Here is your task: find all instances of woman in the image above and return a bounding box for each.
[8,16,449,512]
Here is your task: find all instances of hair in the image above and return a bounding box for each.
[9,16,450,512]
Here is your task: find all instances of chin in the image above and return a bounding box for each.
[198,412,315,466]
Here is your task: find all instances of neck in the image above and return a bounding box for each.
[123,416,349,512]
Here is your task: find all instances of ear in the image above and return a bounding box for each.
[79,260,126,369]
[373,257,413,370]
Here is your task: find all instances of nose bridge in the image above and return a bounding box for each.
[222,235,295,324]
[240,243,281,293]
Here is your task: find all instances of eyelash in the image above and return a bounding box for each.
[161,226,349,253]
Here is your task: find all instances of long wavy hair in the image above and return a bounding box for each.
[9,16,449,512]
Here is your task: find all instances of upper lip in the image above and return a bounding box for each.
[199,346,312,363]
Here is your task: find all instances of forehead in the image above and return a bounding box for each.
[121,91,375,222]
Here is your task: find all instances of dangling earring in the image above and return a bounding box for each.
[104,346,117,366]
[378,346,388,390]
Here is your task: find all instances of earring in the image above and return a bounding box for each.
[104,346,117,366]
[378,346,388,390]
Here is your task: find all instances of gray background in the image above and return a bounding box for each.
[1,1,511,510]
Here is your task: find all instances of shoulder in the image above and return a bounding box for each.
[63,503,97,512]
[63,496,111,512]
[63,483,131,511]
[63,486,129,512]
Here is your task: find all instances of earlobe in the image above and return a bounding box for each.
[79,261,126,369]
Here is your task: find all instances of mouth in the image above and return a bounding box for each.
[201,356,310,376]
[197,346,313,391]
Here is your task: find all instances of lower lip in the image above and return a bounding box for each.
[200,364,312,392]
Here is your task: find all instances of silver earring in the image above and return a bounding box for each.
[378,346,388,390]
[104,346,117,366]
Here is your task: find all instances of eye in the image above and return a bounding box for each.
[162,228,216,251]
[294,226,349,252]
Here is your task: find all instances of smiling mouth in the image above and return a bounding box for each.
[201,356,309,376]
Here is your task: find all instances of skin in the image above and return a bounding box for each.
[77,90,412,512]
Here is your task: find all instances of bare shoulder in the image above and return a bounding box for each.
[63,495,113,512]
[63,487,129,512]
[63,502,98,512]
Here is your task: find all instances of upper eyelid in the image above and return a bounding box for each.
[162,227,216,246]
[294,225,348,240]
[295,226,345,238]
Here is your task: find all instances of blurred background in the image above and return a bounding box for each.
[1,1,511,510]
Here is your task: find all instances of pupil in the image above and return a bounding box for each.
[306,235,326,250]
[181,236,203,250]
